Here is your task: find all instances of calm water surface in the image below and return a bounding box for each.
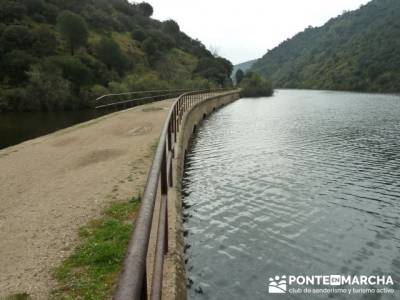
[182,90,400,299]
[0,110,112,149]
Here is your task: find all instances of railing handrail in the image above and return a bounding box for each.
[114,88,235,300]
[95,91,181,109]
[95,89,192,102]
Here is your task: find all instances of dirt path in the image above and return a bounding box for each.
[0,99,174,299]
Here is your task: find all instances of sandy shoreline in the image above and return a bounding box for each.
[0,99,174,299]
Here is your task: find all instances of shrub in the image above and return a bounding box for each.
[42,3,59,23]
[110,0,134,15]
[82,6,112,30]
[108,81,129,93]
[122,73,169,91]
[0,0,27,23]
[1,87,28,111]
[131,29,146,42]
[78,53,110,85]
[26,0,45,15]
[240,72,274,97]
[51,56,93,95]
[25,62,71,111]
[0,25,34,52]
[142,37,158,60]
[162,20,180,37]
[195,57,230,86]
[1,50,35,83]
[116,13,134,31]
[32,26,57,57]
[89,84,109,100]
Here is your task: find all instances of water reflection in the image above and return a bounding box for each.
[0,109,112,149]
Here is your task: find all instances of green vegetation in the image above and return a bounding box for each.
[52,197,140,300]
[4,293,31,300]
[240,72,273,97]
[231,59,257,83]
[0,0,233,112]
[235,69,244,85]
[57,11,88,56]
[251,0,400,93]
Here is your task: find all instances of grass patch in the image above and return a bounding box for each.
[51,197,140,300]
[3,293,31,300]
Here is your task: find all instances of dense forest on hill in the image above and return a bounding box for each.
[0,0,233,111]
[251,0,400,93]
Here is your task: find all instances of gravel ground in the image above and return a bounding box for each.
[0,99,174,299]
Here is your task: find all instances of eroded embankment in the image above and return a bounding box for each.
[0,99,174,299]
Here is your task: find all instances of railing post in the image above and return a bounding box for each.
[150,142,168,300]
[160,143,168,251]
[141,267,148,300]
[167,122,172,152]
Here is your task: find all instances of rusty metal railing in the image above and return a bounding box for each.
[94,89,192,110]
[114,88,236,300]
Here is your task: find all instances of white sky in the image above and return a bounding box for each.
[145,0,371,64]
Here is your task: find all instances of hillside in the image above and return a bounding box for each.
[232,59,257,77]
[251,0,400,93]
[0,0,233,112]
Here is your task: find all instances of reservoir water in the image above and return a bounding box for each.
[0,110,112,150]
[182,90,400,299]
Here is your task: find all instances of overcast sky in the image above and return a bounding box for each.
[145,0,371,64]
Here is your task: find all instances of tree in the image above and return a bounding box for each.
[42,3,59,23]
[57,11,88,56]
[216,57,233,78]
[0,0,27,23]
[131,29,146,42]
[26,0,45,16]
[96,37,129,74]
[235,69,244,85]
[52,56,92,95]
[25,62,71,111]
[137,2,153,17]
[163,20,180,36]
[82,5,112,30]
[0,25,34,52]
[116,12,134,31]
[195,57,233,86]
[110,0,134,14]
[1,50,35,83]
[32,26,57,57]
[240,72,273,97]
[142,37,159,61]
